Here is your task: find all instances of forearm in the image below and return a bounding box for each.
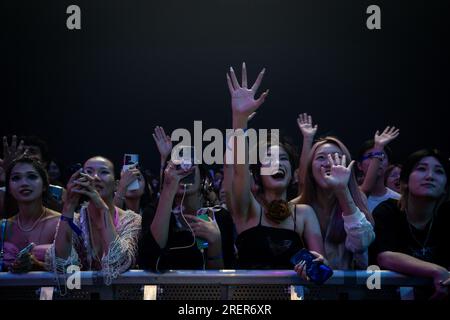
[206,241,224,269]
[150,187,176,248]
[360,157,382,194]
[343,208,375,252]
[377,251,449,279]
[229,113,251,219]
[55,206,75,259]
[335,187,358,216]
[159,156,168,191]
[298,137,314,194]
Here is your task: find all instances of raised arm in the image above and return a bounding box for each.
[359,126,400,194]
[323,154,375,253]
[226,63,269,224]
[149,161,194,248]
[296,113,318,195]
[152,126,173,190]
[113,164,141,209]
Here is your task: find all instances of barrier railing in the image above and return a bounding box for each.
[0,270,436,300]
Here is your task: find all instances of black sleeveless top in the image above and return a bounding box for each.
[235,206,304,269]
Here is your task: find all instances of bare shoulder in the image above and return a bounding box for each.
[42,209,61,227]
[294,204,317,223]
[45,208,62,219]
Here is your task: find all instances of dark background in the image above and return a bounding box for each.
[2,0,449,176]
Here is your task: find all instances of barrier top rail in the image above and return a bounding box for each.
[0,270,435,287]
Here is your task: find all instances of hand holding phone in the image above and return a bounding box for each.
[17,242,35,260]
[122,154,140,191]
[291,249,333,285]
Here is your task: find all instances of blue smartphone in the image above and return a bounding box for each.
[48,184,63,202]
[291,249,333,285]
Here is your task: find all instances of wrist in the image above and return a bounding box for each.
[232,113,249,129]
[373,145,384,152]
[62,205,76,216]
[432,265,448,279]
[334,186,351,198]
[303,135,315,142]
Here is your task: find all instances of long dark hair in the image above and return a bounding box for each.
[4,156,50,218]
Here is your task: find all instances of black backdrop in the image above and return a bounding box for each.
[2,0,449,176]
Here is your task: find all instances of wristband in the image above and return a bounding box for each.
[60,215,82,236]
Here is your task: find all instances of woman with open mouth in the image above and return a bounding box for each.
[225,62,326,272]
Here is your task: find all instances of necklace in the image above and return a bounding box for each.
[406,210,434,257]
[16,208,46,232]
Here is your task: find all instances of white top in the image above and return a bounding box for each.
[367,188,401,213]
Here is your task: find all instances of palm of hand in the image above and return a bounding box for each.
[300,124,317,137]
[324,165,350,189]
[231,88,259,115]
[375,133,393,146]
[159,141,172,157]
[374,126,399,147]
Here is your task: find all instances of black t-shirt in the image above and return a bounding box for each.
[138,205,236,271]
[370,199,450,269]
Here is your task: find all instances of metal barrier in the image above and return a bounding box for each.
[0,270,435,300]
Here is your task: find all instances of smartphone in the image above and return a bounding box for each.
[17,242,35,259]
[48,184,63,202]
[123,154,140,191]
[291,249,333,285]
[195,211,209,250]
[175,147,196,185]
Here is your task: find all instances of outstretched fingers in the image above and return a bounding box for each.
[241,62,247,88]
[229,67,240,89]
[255,90,269,108]
[226,73,234,94]
[250,68,266,93]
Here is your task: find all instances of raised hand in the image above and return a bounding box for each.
[1,135,25,169]
[117,164,141,193]
[162,160,195,190]
[297,113,318,140]
[226,62,269,117]
[71,173,108,211]
[374,126,400,149]
[322,153,355,191]
[152,126,172,161]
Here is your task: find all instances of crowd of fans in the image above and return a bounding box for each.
[0,63,448,299]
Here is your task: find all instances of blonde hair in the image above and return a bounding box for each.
[298,137,373,243]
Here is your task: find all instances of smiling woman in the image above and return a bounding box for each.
[1,156,60,273]
[370,149,450,300]
[49,156,141,284]
[226,63,327,273]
